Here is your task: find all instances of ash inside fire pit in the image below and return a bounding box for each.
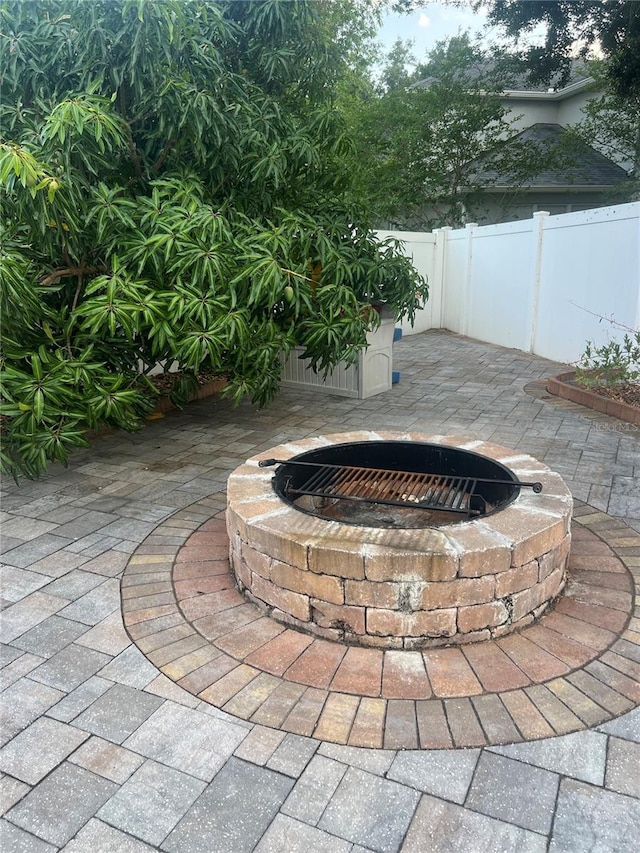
[264,440,536,528]
[295,495,465,528]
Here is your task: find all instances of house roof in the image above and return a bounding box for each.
[412,61,593,98]
[477,123,630,189]
[498,64,592,95]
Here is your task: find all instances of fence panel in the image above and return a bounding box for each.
[464,219,536,351]
[377,201,640,365]
[533,205,640,364]
[375,230,437,334]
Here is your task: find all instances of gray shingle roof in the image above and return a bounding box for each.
[477,123,630,188]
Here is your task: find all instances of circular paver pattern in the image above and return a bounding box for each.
[122,496,640,750]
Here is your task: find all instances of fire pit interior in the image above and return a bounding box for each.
[261,440,542,529]
[227,432,573,649]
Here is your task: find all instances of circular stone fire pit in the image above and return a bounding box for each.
[226,431,573,648]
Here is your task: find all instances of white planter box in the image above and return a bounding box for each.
[279,315,396,399]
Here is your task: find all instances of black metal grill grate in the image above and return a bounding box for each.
[259,456,546,518]
[259,442,543,527]
[289,463,476,514]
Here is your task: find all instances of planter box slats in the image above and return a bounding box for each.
[279,317,396,400]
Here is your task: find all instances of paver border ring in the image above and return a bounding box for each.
[121,495,640,750]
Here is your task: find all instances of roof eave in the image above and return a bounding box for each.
[502,77,595,101]
[481,184,619,193]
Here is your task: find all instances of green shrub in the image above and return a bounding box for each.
[575,331,640,388]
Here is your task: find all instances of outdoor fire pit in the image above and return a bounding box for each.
[226,431,573,648]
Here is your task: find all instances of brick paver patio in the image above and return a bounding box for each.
[2,329,639,851]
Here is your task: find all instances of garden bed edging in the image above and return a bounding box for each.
[547,371,640,426]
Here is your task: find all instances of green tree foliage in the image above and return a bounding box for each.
[567,61,639,197]
[344,34,563,228]
[477,0,640,98]
[380,37,417,92]
[0,0,426,479]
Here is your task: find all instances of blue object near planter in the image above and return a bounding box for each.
[392,328,402,384]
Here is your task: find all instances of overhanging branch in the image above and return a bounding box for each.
[40,266,104,286]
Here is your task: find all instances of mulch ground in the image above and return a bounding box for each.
[589,382,640,409]
[147,370,224,396]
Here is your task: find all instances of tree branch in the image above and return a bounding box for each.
[40,266,104,286]
[118,88,144,180]
[126,130,144,179]
[129,111,156,126]
[151,137,175,173]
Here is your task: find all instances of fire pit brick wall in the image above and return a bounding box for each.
[227,431,573,649]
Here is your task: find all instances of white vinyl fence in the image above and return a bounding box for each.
[377,201,640,365]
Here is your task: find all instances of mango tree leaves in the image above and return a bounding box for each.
[0,0,426,478]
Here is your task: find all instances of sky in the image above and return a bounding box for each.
[377,2,491,65]
[376,2,549,70]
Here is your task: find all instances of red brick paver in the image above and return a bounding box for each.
[245,630,314,675]
[216,617,285,659]
[523,624,596,669]
[330,647,384,697]
[496,633,570,681]
[553,598,629,632]
[284,639,347,689]
[382,650,432,699]
[423,647,483,697]
[462,643,531,692]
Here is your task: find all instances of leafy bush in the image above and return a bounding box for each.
[576,331,640,389]
[0,0,426,479]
